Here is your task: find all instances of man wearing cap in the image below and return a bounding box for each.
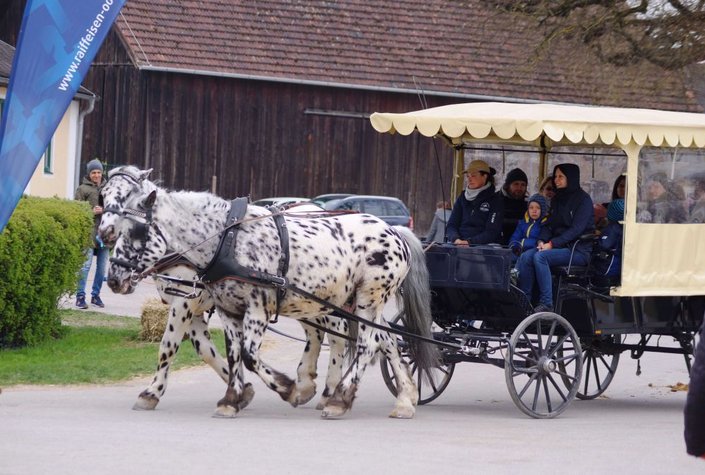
[74,158,108,309]
[446,160,504,245]
[497,167,528,245]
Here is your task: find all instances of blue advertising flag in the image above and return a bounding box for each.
[0,0,126,232]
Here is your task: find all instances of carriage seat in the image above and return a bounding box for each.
[549,233,598,279]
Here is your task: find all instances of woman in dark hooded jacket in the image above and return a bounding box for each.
[516,163,595,312]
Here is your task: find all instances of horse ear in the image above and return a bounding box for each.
[138,168,153,181]
[143,190,157,209]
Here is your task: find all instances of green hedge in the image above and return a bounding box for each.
[0,196,93,348]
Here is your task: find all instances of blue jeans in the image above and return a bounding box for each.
[77,246,109,298]
[516,247,588,307]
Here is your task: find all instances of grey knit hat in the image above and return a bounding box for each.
[86,158,103,174]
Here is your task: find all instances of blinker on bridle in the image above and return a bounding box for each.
[108,201,157,281]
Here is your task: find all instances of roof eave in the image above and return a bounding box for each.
[137,64,582,105]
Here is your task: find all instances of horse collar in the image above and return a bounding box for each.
[201,198,291,306]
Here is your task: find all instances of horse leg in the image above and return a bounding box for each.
[316,317,348,411]
[321,308,381,419]
[293,319,323,406]
[240,309,298,406]
[133,300,193,410]
[187,313,229,383]
[379,330,418,419]
[213,317,249,418]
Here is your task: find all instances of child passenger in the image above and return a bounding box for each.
[508,194,548,261]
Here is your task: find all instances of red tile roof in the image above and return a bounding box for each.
[114,0,702,112]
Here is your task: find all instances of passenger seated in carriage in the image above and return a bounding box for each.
[638,172,687,223]
[446,160,504,245]
[516,164,594,313]
[592,198,624,284]
[689,175,705,223]
[508,193,548,263]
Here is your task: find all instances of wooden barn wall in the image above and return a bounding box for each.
[82,53,460,232]
[0,1,24,46]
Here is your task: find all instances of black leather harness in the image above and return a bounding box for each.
[200,198,290,316]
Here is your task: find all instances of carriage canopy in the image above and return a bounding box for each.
[370,102,705,297]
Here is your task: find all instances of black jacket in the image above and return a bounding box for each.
[538,164,594,257]
[498,189,527,245]
[685,321,705,457]
[446,186,504,244]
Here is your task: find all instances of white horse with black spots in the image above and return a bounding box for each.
[99,168,350,412]
[143,265,349,411]
[100,166,438,419]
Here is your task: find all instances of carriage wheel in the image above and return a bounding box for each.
[505,311,583,419]
[380,306,455,404]
[559,335,620,400]
[380,349,455,405]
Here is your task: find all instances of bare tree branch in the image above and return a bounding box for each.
[491,0,705,69]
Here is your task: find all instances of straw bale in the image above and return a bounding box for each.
[139,297,170,342]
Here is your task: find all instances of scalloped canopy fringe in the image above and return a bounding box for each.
[370,102,705,147]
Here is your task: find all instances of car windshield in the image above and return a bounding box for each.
[312,194,353,206]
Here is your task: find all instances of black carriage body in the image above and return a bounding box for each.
[427,243,704,337]
[426,244,530,332]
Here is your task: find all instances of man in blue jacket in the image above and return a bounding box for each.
[516,164,594,312]
[446,160,504,245]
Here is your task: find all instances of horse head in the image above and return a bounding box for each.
[107,187,169,294]
[98,166,154,246]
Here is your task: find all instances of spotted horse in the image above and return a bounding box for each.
[101,166,439,419]
[137,262,350,411]
[99,167,351,412]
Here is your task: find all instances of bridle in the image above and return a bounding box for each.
[102,171,163,283]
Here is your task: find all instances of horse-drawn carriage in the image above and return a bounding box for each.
[100,102,705,420]
[372,102,705,418]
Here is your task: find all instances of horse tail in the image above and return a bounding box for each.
[393,226,440,372]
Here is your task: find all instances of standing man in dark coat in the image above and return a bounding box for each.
[498,168,528,245]
[685,322,705,459]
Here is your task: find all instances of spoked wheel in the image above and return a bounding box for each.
[560,335,621,400]
[505,311,583,419]
[381,347,455,405]
[380,307,455,405]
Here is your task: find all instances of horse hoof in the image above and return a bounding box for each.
[389,406,415,419]
[237,383,255,410]
[133,395,159,411]
[294,387,316,407]
[213,405,239,418]
[320,404,347,419]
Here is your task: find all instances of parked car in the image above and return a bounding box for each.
[323,195,413,229]
[310,193,355,207]
[252,197,309,207]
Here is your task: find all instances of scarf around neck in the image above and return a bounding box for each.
[464,183,490,201]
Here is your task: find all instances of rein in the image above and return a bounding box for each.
[105,176,454,350]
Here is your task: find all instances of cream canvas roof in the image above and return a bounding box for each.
[370,102,705,148]
[372,101,705,296]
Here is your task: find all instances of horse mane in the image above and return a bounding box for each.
[157,188,230,220]
[112,166,232,222]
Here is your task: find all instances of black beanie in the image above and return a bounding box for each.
[504,168,528,186]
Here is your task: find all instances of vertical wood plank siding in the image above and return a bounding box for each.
[81,33,457,232]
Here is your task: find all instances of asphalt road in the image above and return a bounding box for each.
[2,273,702,474]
